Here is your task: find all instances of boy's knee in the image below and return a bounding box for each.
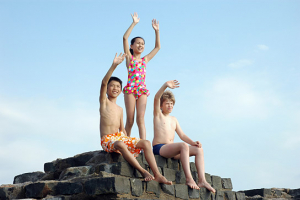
[180,142,189,150]
[138,139,151,148]
[114,141,126,150]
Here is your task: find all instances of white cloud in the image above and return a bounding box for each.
[203,77,280,119]
[257,44,269,51]
[0,96,101,185]
[228,59,253,69]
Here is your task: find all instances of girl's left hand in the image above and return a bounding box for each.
[152,19,159,31]
[194,141,202,148]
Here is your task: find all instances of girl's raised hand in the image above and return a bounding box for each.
[131,12,140,24]
[113,53,126,65]
[152,19,159,31]
[166,80,180,89]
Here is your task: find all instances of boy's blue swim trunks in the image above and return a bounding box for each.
[152,144,165,155]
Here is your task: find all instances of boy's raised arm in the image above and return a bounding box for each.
[99,53,126,103]
[154,80,180,116]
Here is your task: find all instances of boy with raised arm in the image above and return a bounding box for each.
[99,53,172,185]
[152,80,215,192]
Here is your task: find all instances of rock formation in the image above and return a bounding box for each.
[0,150,299,200]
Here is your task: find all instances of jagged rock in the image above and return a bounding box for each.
[14,171,45,184]
[0,184,26,200]
[211,175,222,190]
[225,191,236,200]
[222,178,233,190]
[175,184,189,200]
[146,180,160,197]
[4,149,299,200]
[154,155,167,168]
[130,178,143,197]
[242,188,272,197]
[175,170,186,184]
[200,187,212,200]
[215,190,225,200]
[161,184,175,196]
[59,166,92,180]
[189,187,200,199]
[167,158,179,170]
[111,162,134,177]
[206,173,212,185]
[84,177,130,195]
[236,192,246,200]
[162,168,176,182]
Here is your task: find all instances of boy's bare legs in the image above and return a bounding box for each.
[136,140,172,185]
[124,94,136,137]
[160,143,200,189]
[114,141,153,181]
[136,95,147,140]
[189,146,216,193]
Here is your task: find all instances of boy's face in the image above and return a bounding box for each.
[107,80,121,98]
[160,99,174,114]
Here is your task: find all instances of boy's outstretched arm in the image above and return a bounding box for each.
[154,80,180,116]
[99,53,126,103]
[175,119,202,148]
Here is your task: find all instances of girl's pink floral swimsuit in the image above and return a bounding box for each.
[123,56,150,99]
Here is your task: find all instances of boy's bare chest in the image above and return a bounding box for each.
[157,116,176,131]
[100,102,121,121]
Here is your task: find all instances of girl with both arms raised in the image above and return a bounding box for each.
[123,12,160,140]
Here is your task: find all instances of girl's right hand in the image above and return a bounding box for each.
[131,12,140,24]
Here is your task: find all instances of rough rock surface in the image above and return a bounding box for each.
[0,150,299,200]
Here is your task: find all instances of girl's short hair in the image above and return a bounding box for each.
[130,37,145,55]
[160,90,175,106]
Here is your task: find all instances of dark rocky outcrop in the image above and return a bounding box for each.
[0,150,299,199]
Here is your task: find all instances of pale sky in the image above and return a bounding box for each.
[0,0,299,191]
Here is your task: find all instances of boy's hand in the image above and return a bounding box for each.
[166,80,180,89]
[194,141,202,148]
[152,19,159,31]
[131,12,140,24]
[113,53,126,65]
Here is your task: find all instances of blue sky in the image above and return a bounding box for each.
[0,0,299,191]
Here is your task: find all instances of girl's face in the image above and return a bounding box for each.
[131,38,145,54]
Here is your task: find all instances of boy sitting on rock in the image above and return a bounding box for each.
[99,53,171,185]
[152,80,215,192]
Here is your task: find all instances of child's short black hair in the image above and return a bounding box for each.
[108,76,122,88]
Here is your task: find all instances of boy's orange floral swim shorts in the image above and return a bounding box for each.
[101,132,142,158]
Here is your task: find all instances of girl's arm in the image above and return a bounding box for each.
[144,19,160,63]
[123,13,139,57]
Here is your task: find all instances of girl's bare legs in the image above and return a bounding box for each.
[136,140,172,185]
[160,143,200,189]
[124,93,136,137]
[136,95,147,140]
[189,146,215,193]
[114,141,153,181]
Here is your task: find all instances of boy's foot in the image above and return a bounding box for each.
[186,178,200,190]
[141,170,154,181]
[154,174,172,185]
[198,181,216,193]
